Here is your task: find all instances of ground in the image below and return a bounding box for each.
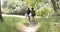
[0,14,60,32]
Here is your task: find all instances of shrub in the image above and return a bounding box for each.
[2,0,28,15]
[36,7,54,17]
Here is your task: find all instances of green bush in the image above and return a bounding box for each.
[1,8,13,14]
[2,0,28,15]
[12,6,28,15]
[36,7,54,17]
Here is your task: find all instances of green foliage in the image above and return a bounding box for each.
[2,0,28,15]
[2,0,52,16]
[2,8,13,14]
[24,0,46,9]
[36,7,54,17]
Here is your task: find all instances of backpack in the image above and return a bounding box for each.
[31,10,36,16]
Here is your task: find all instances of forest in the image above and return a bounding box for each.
[0,0,60,32]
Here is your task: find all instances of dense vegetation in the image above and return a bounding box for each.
[0,0,60,32]
[1,0,60,16]
[1,0,55,17]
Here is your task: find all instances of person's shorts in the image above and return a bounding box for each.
[31,14,35,17]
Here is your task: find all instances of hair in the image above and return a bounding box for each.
[28,8,30,10]
[31,7,34,10]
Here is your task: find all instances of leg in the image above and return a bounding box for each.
[31,16,34,21]
[28,16,30,21]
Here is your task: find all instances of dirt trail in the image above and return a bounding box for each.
[20,18,39,32]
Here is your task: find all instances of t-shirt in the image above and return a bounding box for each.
[27,10,31,15]
[31,10,36,16]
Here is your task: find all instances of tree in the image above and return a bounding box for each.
[2,0,28,15]
[56,0,60,9]
[0,2,3,21]
[51,0,58,12]
[51,0,60,16]
[51,0,59,16]
[24,0,46,9]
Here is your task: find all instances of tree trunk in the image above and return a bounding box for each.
[56,0,59,10]
[51,0,58,12]
[51,0,60,16]
[0,2,3,21]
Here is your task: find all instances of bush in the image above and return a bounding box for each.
[1,8,12,14]
[2,0,28,15]
[36,7,54,17]
[13,6,28,15]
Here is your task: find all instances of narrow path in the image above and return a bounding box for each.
[22,25,38,32]
[20,18,39,32]
[20,24,39,32]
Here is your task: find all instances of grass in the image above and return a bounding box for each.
[36,16,60,32]
[0,16,60,32]
[0,16,28,32]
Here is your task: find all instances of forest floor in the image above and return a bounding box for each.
[1,14,60,32]
[2,14,40,32]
